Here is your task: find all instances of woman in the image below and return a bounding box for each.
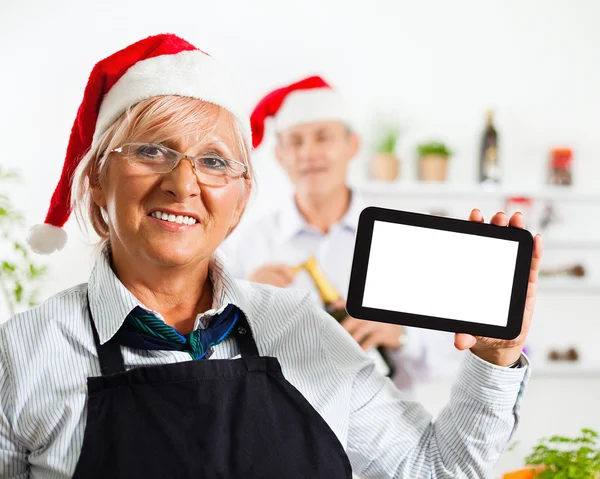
[0,34,542,479]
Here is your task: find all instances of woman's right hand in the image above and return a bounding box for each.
[248,264,296,288]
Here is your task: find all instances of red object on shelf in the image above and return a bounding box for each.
[549,148,573,185]
[504,196,534,225]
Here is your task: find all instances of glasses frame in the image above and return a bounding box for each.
[110,143,249,181]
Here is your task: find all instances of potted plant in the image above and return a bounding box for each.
[417,141,453,182]
[0,167,47,318]
[371,126,400,181]
[503,428,600,478]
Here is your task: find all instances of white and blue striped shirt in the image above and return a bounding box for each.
[0,246,529,478]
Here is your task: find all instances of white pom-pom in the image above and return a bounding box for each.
[26,224,68,254]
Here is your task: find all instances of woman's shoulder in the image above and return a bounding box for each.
[1,283,89,341]
[236,279,319,319]
[233,279,330,335]
[233,279,373,378]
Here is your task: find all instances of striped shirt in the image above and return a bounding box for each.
[0,246,530,479]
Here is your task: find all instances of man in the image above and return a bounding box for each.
[223,76,463,392]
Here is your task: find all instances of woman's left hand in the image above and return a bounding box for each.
[454,209,544,367]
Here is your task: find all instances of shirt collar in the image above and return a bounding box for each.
[275,190,366,245]
[340,191,366,231]
[275,195,311,245]
[87,244,252,344]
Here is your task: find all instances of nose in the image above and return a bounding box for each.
[160,157,200,201]
[297,140,320,167]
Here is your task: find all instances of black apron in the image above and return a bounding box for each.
[71,307,353,478]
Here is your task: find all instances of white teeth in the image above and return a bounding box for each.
[151,211,197,225]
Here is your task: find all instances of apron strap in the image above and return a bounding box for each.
[88,295,126,376]
[231,312,260,358]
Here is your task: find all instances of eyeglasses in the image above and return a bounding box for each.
[110,143,248,187]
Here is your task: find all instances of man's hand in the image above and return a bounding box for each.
[248,264,296,288]
[454,209,544,366]
[341,316,405,351]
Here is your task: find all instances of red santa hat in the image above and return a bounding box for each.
[250,75,350,148]
[27,33,251,254]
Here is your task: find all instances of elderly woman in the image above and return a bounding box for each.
[0,34,542,479]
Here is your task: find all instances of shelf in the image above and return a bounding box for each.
[532,361,600,378]
[354,181,600,203]
[538,279,600,293]
[542,240,600,249]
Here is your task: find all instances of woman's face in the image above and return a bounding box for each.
[92,112,249,269]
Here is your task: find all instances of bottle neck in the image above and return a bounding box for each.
[486,110,495,129]
[300,257,340,304]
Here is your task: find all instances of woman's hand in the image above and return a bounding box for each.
[454,209,544,366]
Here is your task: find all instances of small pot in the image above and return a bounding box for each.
[371,152,399,181]
[419,154,449,182]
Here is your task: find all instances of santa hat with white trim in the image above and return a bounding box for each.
[27,33,251,254]
[250,75,351,148]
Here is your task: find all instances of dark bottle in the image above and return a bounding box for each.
[298,256,396,377]
[479,109,501,184]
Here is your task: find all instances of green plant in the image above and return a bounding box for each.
[375,127,401,155]
[417,141,453,158]
[0,167,47,318]
[525,428,600,478]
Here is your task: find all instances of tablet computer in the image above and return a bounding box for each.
[346,207,534,340]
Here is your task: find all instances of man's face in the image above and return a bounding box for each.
[275,121,359,197]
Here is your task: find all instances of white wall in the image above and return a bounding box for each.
[2,0,600,475]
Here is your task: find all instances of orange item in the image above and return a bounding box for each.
[502,466,545,479]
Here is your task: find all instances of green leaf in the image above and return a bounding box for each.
[2,261,16,273]
[14,282,23,303]
[417,141,453,157]
[525,429,600,476]
[374,126,400,154]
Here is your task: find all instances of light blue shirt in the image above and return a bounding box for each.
[222,193,465,390]
[1,246,529,478]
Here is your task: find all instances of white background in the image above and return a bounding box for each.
[363,221,518,326]
[1,1,600,476]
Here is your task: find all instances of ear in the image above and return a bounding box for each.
[348,131,360,159]
[274,141,285,168]
[90,174,107,208]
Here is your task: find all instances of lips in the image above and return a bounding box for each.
[300,167,328,175]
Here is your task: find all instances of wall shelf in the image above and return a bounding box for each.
[538,279,600,293]
[354,181,600,203]
[532,361,600,378]
[542,240,600,249]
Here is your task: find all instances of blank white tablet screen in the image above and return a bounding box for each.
[362,221,519,327]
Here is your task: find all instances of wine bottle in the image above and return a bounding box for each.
[297,256,396,377]
[479,109,500,184]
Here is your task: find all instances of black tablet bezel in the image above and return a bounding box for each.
[345,206,534,340]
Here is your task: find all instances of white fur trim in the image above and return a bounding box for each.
[27,224,68,254]
[93,50,251,147]
[274,88,351,132]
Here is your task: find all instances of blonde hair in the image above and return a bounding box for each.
[72,96,254,243]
